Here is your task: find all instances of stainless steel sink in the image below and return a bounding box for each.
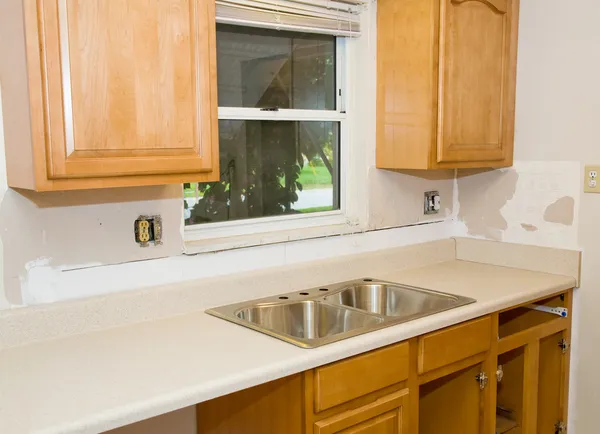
[206,278,475,348]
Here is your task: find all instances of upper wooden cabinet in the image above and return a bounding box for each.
[376,0,520,170]
[0,0,219,191]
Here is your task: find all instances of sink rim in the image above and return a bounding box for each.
[205,278,476,349]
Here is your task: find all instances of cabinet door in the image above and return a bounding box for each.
[437,0,519,165]
[35,0,218,180]
[315,389,408,434]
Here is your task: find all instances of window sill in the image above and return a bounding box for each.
[184,221,362,255]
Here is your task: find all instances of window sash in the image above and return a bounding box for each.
[185,28,348,235]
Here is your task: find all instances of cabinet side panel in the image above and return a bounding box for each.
[0,0,36,189]
[376,0,438,170]
[196,374,304,434]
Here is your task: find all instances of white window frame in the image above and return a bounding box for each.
[185,37,358,245]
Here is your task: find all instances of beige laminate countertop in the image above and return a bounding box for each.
[0,259,576,434]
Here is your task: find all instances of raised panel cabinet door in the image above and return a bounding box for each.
[314,389,408,434]
[34,0,218,179]
[437,0,519,164]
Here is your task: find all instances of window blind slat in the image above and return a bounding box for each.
[215,0,367,37]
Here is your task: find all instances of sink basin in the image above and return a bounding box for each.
[324,283,463,318]
[235,301,384,347]
[206,278,475,348]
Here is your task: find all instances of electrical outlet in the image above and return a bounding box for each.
[134,215,163,247]
[584,165,600,193]
[424,191,441,215]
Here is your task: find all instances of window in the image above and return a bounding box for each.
[184,24,346,227]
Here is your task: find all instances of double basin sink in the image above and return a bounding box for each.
[206,279,475,348]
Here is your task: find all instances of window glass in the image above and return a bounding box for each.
[184,120,340,225]
[216,24,336,110]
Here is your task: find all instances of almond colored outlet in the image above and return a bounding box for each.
[584,165,600,193]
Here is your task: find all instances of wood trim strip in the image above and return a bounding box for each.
[561,289,574,425]
[498,317,569,354]
[418,352,486,385]
[407,338,419,434]
[522,340,540,433]
[482,313,500,433]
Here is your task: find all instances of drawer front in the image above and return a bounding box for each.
[314,341,409,412]
[418,316,492,375]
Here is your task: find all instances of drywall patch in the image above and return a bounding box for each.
[521,223,539,232]
[544,196,575,225]
[457,168,519,240]
[457,161,580,248]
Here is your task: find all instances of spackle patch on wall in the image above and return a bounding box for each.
[457,168,519,241]
[544,196,575,226]
[521,223,538,232]
[457,161,580,249]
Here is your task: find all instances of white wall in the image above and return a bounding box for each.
[515,2,599,431]
[0,1,454,307]
[455,1,600,431]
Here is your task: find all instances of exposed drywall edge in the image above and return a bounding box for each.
[0,237,457,349]
[0,86,9,310]
[454,237,581,286]
[15,221,457,308]
[456,161,581,248]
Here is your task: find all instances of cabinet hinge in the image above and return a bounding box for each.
[475,372,488,390]
[558,339,570,354]
[555,421,567,433]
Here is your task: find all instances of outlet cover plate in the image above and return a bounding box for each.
[584,165,600,193]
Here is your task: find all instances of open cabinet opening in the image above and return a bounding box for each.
[498,294,567,339]
[419,364,482,434]
[496,347,525,434]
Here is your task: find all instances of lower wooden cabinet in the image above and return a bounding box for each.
[196,289,573,434]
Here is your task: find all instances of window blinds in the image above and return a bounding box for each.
[215,0,368,37]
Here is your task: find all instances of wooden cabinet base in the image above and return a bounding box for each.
[196,289,573,434]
